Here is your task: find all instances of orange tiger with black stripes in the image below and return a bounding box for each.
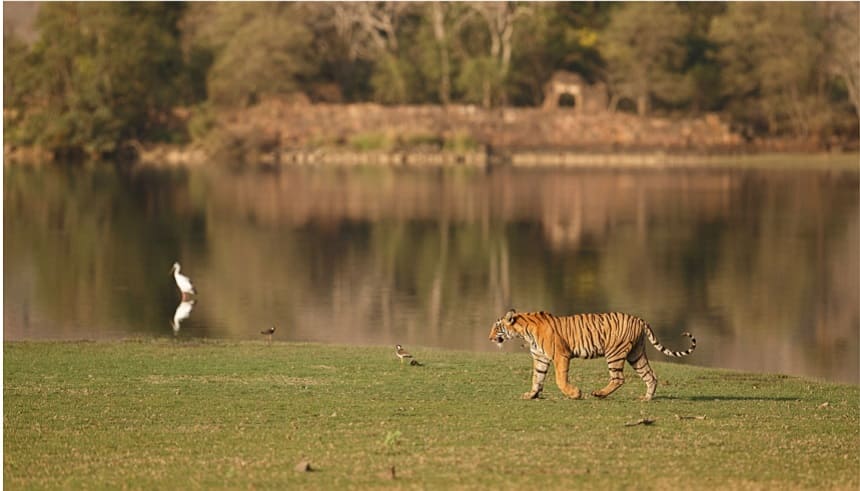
[489,309,696,401]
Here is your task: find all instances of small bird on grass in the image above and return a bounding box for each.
[171,262,197,301]
[395,344,412,364]
[261,326,276,343]
[395,345,422,365]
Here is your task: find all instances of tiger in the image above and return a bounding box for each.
[488,309,696,401]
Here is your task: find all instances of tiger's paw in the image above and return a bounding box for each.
[590,390,608,399]
[522,391,541,400]
[564,389,582,399]
[638,395,654,402]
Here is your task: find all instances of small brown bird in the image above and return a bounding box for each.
[395,345,413,364]
[261,325,276,343]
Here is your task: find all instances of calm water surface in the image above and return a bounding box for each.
[4,162,858,383]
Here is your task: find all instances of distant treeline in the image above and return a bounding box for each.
[4,2,859,159]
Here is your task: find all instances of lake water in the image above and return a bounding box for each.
[4,162,858,384]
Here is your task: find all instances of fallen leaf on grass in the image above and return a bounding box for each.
[817,402,830,409]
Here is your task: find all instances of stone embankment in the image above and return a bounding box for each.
[12,99,844,167]
[234,100,743,151]
[166,100,745,168]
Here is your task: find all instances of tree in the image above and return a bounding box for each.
[325,2,415,104]
[186,3,315,107]
[600,3,691,116]
[3,33,35,140]
[430,2,452,105]
[710,3,831,137]
[824,2,860,122]
[464,2,531,107]
[506,3,611,106]
[678,3,726,114]
[5,3,187,157]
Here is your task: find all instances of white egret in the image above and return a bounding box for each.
[171,262,197,300]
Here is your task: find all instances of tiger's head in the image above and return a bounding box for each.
[489,309,520,348]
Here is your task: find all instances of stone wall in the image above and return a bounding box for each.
[222,100,744,156]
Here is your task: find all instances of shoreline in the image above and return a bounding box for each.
[6,145,857,172]
[6,102,857,171]
[130,145,859,171]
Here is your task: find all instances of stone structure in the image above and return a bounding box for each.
[187,98,745,168]
[542,71,608,114]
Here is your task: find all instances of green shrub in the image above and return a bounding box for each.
[443,131,480,152]
[348,132,396,152]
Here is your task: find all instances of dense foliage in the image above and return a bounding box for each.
[4,2,858,158]
[5,3,188,158]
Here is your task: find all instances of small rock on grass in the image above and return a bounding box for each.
[295,459,313,472]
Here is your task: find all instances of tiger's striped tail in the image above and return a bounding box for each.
[644,324,696,357]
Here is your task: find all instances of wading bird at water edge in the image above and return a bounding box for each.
[171,262,197,301]
[261,326,276,343]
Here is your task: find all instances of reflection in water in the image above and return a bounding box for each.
[171,299,196,335]
[4,163,858,383]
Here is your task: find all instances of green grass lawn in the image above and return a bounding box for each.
[4,340,859,490]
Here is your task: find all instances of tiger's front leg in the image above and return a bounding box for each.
[523,355,551,399]
[552,355,583,399]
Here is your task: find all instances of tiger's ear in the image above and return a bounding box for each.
[504,309,517,322]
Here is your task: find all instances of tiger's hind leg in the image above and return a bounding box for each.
[627,346,658,401]
[591,352,626,399]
